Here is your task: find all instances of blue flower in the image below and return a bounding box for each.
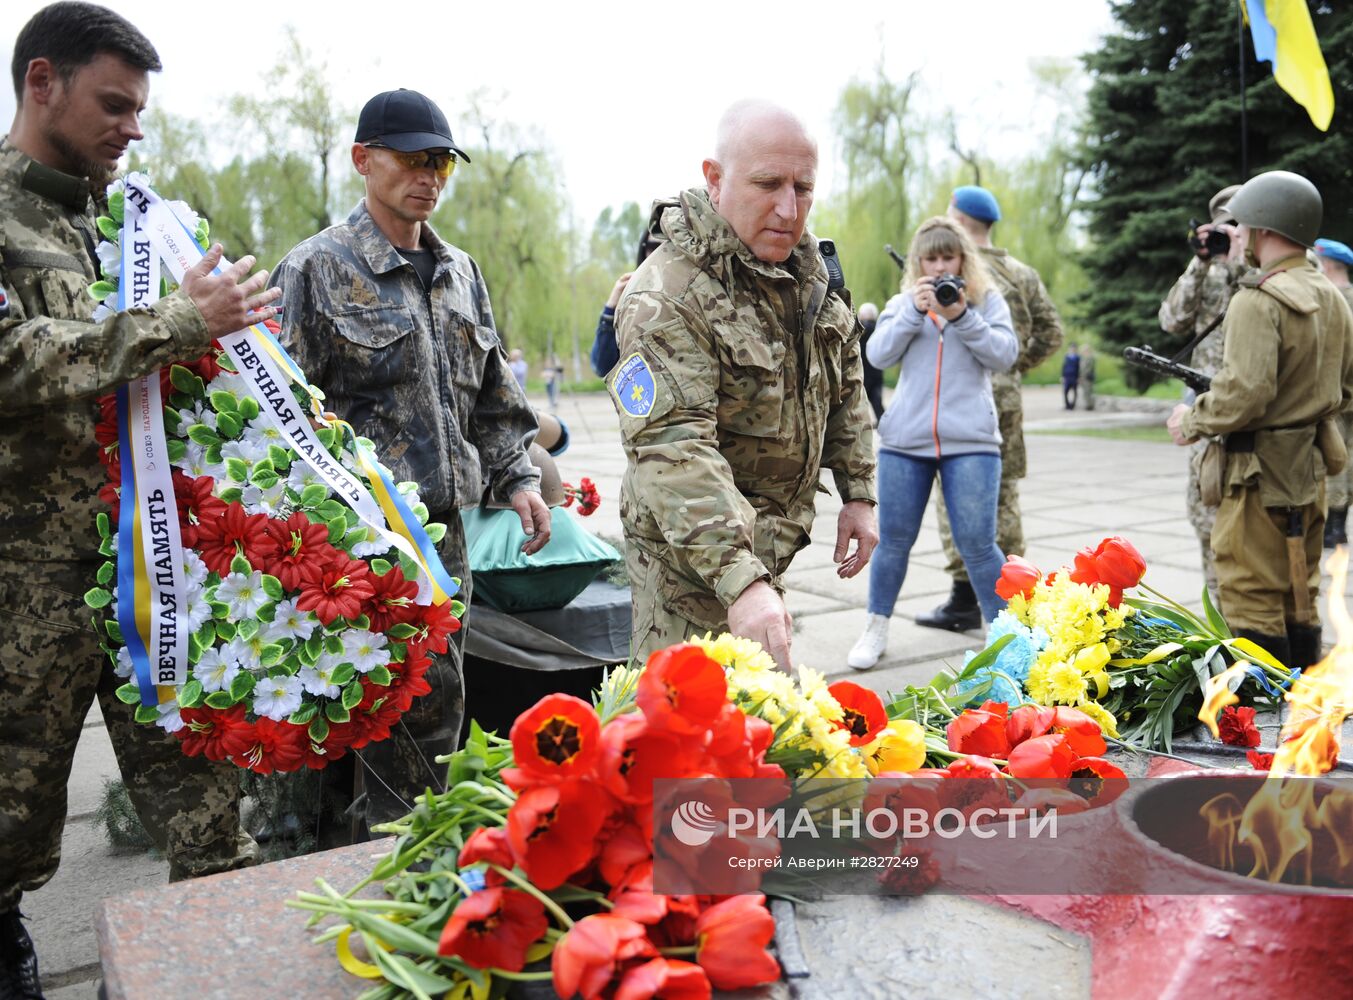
[955,666,1024,707]
[459,868,487,894]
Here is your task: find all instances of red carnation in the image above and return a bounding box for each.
[1217,705,1262,748]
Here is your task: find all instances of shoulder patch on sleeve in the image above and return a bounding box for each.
[610,352,659,417]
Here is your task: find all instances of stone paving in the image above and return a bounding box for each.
[26,385,1353,998]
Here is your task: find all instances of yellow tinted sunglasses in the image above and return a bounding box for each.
[365,144,457,178]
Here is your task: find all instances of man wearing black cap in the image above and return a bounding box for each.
[270,89,549,839]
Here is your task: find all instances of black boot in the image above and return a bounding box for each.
[0,909,43,1000]
[1324,507,1347,549]
[1286,623,1325,672]
[1233,628,1292,672]
[915,579,982,632]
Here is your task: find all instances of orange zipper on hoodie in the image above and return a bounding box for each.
[929,311,944,458]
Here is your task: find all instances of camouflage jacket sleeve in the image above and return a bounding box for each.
[270,258,332,395]
[463,260,540,501]
[1158,257,1209,335]
[820,300,878,504]
[0,288,210,415]
[1015,267,1064,373]
[614,289,770,607]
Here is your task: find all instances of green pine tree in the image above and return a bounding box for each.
[1077,0,1353,383]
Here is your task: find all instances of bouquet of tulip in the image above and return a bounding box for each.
[889,536,1299,752]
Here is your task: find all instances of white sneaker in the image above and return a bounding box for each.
[848,614,890,670]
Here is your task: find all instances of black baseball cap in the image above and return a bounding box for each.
[355,89,471,161]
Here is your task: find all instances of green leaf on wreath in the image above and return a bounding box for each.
[204,691,235,709]
[412,503,429,525]
[216,620,237,642]
[115,682,141,705]
[398,553,420,582]
[215,412,243,440]
[218,487,243,504]
[341,680,363,710]
[236,618,259,641]
[224,458,249,482]
[316,427,336,449]
[84,587,113,609]
[237,396,261,422]
[98,537,116,557]
[330,662,355,686]
[179,679,204,708]
[205,443,223,464]
[289,703,318,725]
[369,558,392,576]
[252,456,275,475]
[344,527,369,546]
[229,672,255,701]
[449,600,466,618]
[104,619,123,643]
[299,484,328,508]
[97,511,111,539]
[304,632,323,659]
[325,702,350,724]
[108,189,124,222]
[166,438,186,463]
[261,575,284,600]
[97,215,120,240]
[386,623,419,640]
[209,390,239,414]
[134,704,160,724]
[187,424,221,447]
[187,632,203,662]
[169,365,199,395]
[388,644,405,663]
[266,443,290,468]
[251,469,279,489]
[88,280,116,301]
[324,634,344,655]
[351,614,371,631]
[96,561,114,586]
[259,643,285,667]
[230,553,252,576]
[367,664,392,687]
[309,716,330,743]
[326,518,346,544]
[424,522,446,543]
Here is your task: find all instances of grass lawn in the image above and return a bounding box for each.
[1029,425,1176,444]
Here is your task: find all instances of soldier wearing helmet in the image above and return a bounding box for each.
[1167,171,1353,671]
[1158,183,1247,604]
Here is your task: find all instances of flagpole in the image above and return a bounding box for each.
[1238,0,1249,179]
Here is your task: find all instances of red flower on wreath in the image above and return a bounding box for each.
[1247,749,1275,771]
[510,693,602,783]
[365,565,421,633]
[437,887,548,971]
[262,512,339,591]
[637,644,727,735]
[828,681,888,747]
[1218,705,1262,748]
[175,473,227,547]
[235,717,306,775]
[296,555,375,625]
[194,502,277,576]
[176,705,253,761]
[408,597,461,654]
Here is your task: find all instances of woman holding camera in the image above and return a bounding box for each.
[847,216,1019,670]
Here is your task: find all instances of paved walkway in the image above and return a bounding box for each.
[27,385,1351,997]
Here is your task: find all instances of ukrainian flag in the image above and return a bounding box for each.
[1242,0,1334,131]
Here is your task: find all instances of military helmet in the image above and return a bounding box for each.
[1209,184,1242,223]
[1225,170,1322,247]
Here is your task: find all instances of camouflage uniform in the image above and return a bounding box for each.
[1325,285,1353,509]
[271,200,539,825]
[1179,254,1353,633]
[1159,255,1247,598]
[935,247,1063,578]
[611,189,876,658]
[0,138,256,911]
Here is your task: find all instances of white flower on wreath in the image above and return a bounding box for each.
[220,433,272,467]
[252,674,303,721]
[298,662,342,699]
[155,700,184,733]
[177,400,217,434]
[206,370,248,399]
[286,463,329,497]
[216,570,271,621]
[341,629,390,674]
[175,441,228,482]
[182,550,209,590]
[241,480,288,516]
[223,634,263,673]
[91,302,113,323]
[194,646,241,693]
[183,591,213,632]
[396,480,423,512]
[96,240,122,280]
[349,534,393,559]
[245,416,288,448]
[114,646,134,679]
[263,598,319,643]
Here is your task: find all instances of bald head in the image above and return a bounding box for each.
[858,302,879,323]
[703,99,818,263]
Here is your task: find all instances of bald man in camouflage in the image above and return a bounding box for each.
[610,99,877,671]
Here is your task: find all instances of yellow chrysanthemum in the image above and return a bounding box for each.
[691,632,777,673]
[1074,700,1121,739]
[1047,660,1089,704]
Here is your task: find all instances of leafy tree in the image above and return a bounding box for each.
[1076,0,1353,380]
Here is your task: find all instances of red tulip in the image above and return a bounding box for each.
[829,681,888,746]
[1068,536,1146,605]
[1005,705,1055,748]
[946,707,1012,759]
[507,779,612,889]
[437,888,548,970]
[695,894,780,990]
[637,644,728,735]
[510,693,602,783]
[457,826,513,886]
[1049,707,1108,757]
[1004,734,1077,779]
[615,958,711,1000]
[1068,756,1128,807]
[552,914,655,1000]
[995,554,1042,600]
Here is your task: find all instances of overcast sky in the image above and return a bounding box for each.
[2,1,1115,221]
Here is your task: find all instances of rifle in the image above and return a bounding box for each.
[884,244,906,271]
[1121,346,1212,394]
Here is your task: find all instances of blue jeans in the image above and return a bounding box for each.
[868,450,1007,623]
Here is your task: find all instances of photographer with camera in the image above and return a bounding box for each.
[1158,183,1246,603]
[847,216,1018,670]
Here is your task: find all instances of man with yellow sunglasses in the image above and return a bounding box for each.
[270,88,549,843]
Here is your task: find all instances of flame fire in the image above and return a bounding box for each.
[1196,548,1353,886]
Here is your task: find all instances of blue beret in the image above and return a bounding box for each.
[1315,238,1353,266]
[951,185,1001,224]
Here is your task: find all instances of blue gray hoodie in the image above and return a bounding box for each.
[866,289,1018,457]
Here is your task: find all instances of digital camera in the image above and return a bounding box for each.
[1188,218,1231,259]
[933,274,966,307]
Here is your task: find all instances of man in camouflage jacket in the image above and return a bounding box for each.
[0,4,279,989]
[271,89,547,836]
[914,186,1064,632]
[611,100,877,671]
[1159,184,1246,601]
